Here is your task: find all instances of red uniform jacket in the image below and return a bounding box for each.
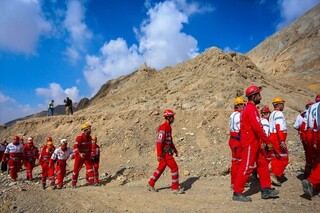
[23,145,39,162]
[155,121,177,158]
[74,133,92,155]
[39,145,55,165]
[240,102,269,147]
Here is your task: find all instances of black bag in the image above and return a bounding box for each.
[1,161,7,172]
[91,156,99,163]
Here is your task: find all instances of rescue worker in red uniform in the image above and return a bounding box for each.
[51,139,73,189]
[232,85,279,202]
[269,97,288,186]
[39,137,55,189]
[91,136,100,185]
[302,94,320,198]
[229,97,246,186]
[0,139,8,173]
[23,137,39,180]
[2,136,24,181]
[0,139,6,162]
[294,102,314,178]
[147,109,184,194]
[72,123,94,188]
[260,107,272,163]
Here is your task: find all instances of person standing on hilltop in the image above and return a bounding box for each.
[50,139,73,189]
[269,97,289,186]
[232,86,279,202]
[294,102,314,178]
[71,123,94,188]
[2,136,24,181]
[228,97,246,187]
[39,137,56,189]
[147,109,184,194]
[23,136,39,180]
[64,97,73,115]
[47,100,54,116]
[302,94,320,199]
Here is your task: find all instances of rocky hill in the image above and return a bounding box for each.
[0,5,319,212]
[247,3,320,91]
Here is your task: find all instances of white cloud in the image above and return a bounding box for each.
[63,0,92,63]
[0,91,38,124]
[0,0,52,54]
[277,0,320,30]
[36,82,79,106]
[83,0,212,94]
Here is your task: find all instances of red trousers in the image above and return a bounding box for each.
[229,137,241,185]
[270,134,289,178]
[8,159,23,181]
[24,159,36,179]
[0,151,3,164]
[93,162,99,183]
[41,162,55,185]
[233,144,271,193]
[55,160,67,187]
[72,154,94,186]
[148,153,179,190]
[307,160,320,190]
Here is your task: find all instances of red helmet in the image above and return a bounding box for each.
[305,102,314,108]
[260,106,271,114]
[47,136,53,142]
[245,85,262,97]
[13,135,20,141]
[315,94,320,103]
[163,109,175,117]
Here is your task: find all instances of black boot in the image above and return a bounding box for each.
[232,193,252,202]
[261,188,279,199]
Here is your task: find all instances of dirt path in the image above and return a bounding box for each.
[1,169,319,213]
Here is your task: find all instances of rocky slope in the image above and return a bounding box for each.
[0,5,319,212]
[247,4,320,91]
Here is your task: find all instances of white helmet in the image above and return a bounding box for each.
[60,138,67,144]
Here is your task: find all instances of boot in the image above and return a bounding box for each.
[261,188,279,199]
[42,183,46,190]
[271,173,281,186]
[232,193,252,202]
[302,179,313,198]
[171,188,185,194]
[146,184,158,192]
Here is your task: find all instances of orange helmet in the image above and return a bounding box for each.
[260,106,271,114]
[163,109,175,117]
[272,97,285,104]
[234,97,246,106]
[315,94,320,103]
[245,85,261,97]
[81,123,91,131]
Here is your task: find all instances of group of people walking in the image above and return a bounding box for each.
[229,85,320,201]
[1,86,319,200]
[0,123,100,190]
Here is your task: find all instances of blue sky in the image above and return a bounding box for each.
[0,0,319,124]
